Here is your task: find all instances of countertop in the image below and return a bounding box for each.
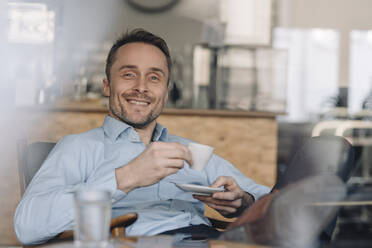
[16,99,284,118]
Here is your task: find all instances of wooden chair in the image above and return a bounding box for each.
[16,140,138,242]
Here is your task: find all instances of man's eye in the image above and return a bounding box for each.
[150,75,159,81]
[123,72,134,78]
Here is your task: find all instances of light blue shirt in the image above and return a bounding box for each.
[14,115,271,244]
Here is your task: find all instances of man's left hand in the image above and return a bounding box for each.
[193,176,254,218]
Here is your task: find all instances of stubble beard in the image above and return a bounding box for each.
[109,95,162,129]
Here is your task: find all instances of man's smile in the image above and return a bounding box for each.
[126,98,151,106]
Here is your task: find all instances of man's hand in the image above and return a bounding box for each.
[193,176,254,218]
[115,142,192,193]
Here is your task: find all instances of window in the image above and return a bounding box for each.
[8,2,55,44]
[274,28,339,121]
[349,30,372,114]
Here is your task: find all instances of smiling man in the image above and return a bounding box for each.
[103,41,169,131]
[14,29,270,245]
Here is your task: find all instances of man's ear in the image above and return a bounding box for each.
[102,78,110,97]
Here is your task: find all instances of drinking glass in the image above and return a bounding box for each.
[74,189,112,247]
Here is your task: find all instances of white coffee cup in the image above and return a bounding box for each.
[188,143,214,171]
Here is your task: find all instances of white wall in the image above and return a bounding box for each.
[277,0,372,29]
[57,0,219,49]
[53,0,219,87]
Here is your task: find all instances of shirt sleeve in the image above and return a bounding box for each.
[13,135,125,245]
[204,154,271,200]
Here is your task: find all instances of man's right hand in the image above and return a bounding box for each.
[115,142,193,193]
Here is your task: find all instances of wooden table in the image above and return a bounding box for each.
[30,235,270,248]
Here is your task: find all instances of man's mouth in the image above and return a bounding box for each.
[127,99,150,106]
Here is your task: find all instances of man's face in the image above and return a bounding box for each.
[103,42,169,129]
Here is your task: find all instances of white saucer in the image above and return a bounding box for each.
[173,183,224,196]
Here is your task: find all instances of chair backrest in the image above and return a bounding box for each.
[271,136,355,242]
[273,135,355,190]
[17,140,56,195]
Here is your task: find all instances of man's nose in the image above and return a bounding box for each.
[133,76,148,92]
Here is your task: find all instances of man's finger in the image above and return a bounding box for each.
[205,202,237,214]
[212,191,241,201]
[194,195,242,208]
[158,142,193,166]
[178,144,192,166]
[210,176,234,188]
[163,158,185,169]
[162,148,189,160]
[164,168,181,176]
[205,198,242,208]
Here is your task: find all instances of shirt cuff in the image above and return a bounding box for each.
[249,185,271,201]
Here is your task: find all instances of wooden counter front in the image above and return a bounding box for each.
[18,105,278,187]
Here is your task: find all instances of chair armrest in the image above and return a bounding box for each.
[55,212,138,240]
[110,212,138,229]
[208,217,234,230]
[110,212,138,237]
[56,230,74,240]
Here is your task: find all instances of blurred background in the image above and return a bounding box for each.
[1,0,372,246]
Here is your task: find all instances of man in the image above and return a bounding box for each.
[14,29,270,245]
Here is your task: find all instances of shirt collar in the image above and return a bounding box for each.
[103,115,132,142]
[152,122,168,142]
[103,115,168,142]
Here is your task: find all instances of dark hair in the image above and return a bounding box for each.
[105,28,172,85]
